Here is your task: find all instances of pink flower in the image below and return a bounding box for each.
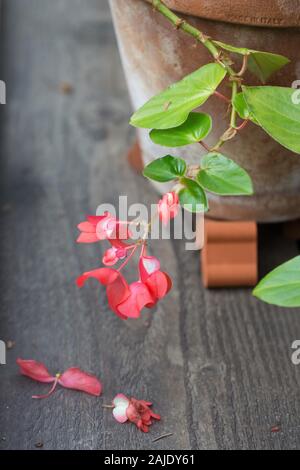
[112,394,161,433]
[77,212,131,245]
[102,247,127,266]
[17,359,102,399]
[158,192,179,226]
[77,214,109,244]
[95,213,118,240]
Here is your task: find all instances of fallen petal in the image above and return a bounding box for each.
[59,368,102,396]
[17,359,55,383]
[112,394,130,424]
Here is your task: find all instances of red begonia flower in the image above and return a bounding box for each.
[139,255,172,304]
[17,359,102,399]
[158,192,179,226]
[77,212,131,246]
[96,212,118,240]
[76,267,131,320]
[117,282,154,319]
[112,394,161,433]
[77,214,108,244]
[103,247,127,266]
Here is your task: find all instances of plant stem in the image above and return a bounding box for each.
[199,141,210,152]
[237,54,249,77]
[214,91,231,103]
[151,0,236,77]
[230,81,238,128]
[117,245,139,272]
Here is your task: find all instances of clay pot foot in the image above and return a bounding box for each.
[201,219,258,288]
[127,139,144,174]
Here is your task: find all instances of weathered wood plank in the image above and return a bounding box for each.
[0,0,300,451]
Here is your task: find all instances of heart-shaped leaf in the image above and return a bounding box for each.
[214,41,289,83]
[130,63,226,129]
[253,256,300,307]
[197,153,253,196]
[233,93,259,124]
[143,155,186,182]
[243,86,300,154]
[179,177,208,213]
[150,112,212,147]
[247,52,290,84]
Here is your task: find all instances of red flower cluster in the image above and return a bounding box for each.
[112,394,161,433]
[77,253,171,320]
[77,209,173,319]
[17,359,102,399]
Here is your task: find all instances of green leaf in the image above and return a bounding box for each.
[130,63,226,129]
[243,86,300,154]
[197,152,253,196]
[233,93,258,124]
[143,155,186,182]
[214,41,289,83]
[150,112,212,147]
[247,52,290,84]
[253,256,300,307]
[179,177,208,213]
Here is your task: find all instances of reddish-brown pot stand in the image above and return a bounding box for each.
[201,219,258,288]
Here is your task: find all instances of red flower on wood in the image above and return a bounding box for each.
[112,393,161,433]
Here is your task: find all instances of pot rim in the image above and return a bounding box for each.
[144,0,300,28]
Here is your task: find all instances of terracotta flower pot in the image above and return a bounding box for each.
[110,0,300,222]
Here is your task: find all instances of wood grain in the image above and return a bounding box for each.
[0,0,300,450]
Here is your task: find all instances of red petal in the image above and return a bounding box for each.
[117,282,154,319]
[17,359,55,383]
[106,274,131,320]
[76,267,130,319]
[76,267,120,288]
[139,256,160,283]
[145,271,171,300]
[108,238,129,250]
[77,222,96,233]
[87,214,108,225]
[58,368,102,396]
[77,232,99,244]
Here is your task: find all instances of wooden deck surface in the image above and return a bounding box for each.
[0,0,300,450]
